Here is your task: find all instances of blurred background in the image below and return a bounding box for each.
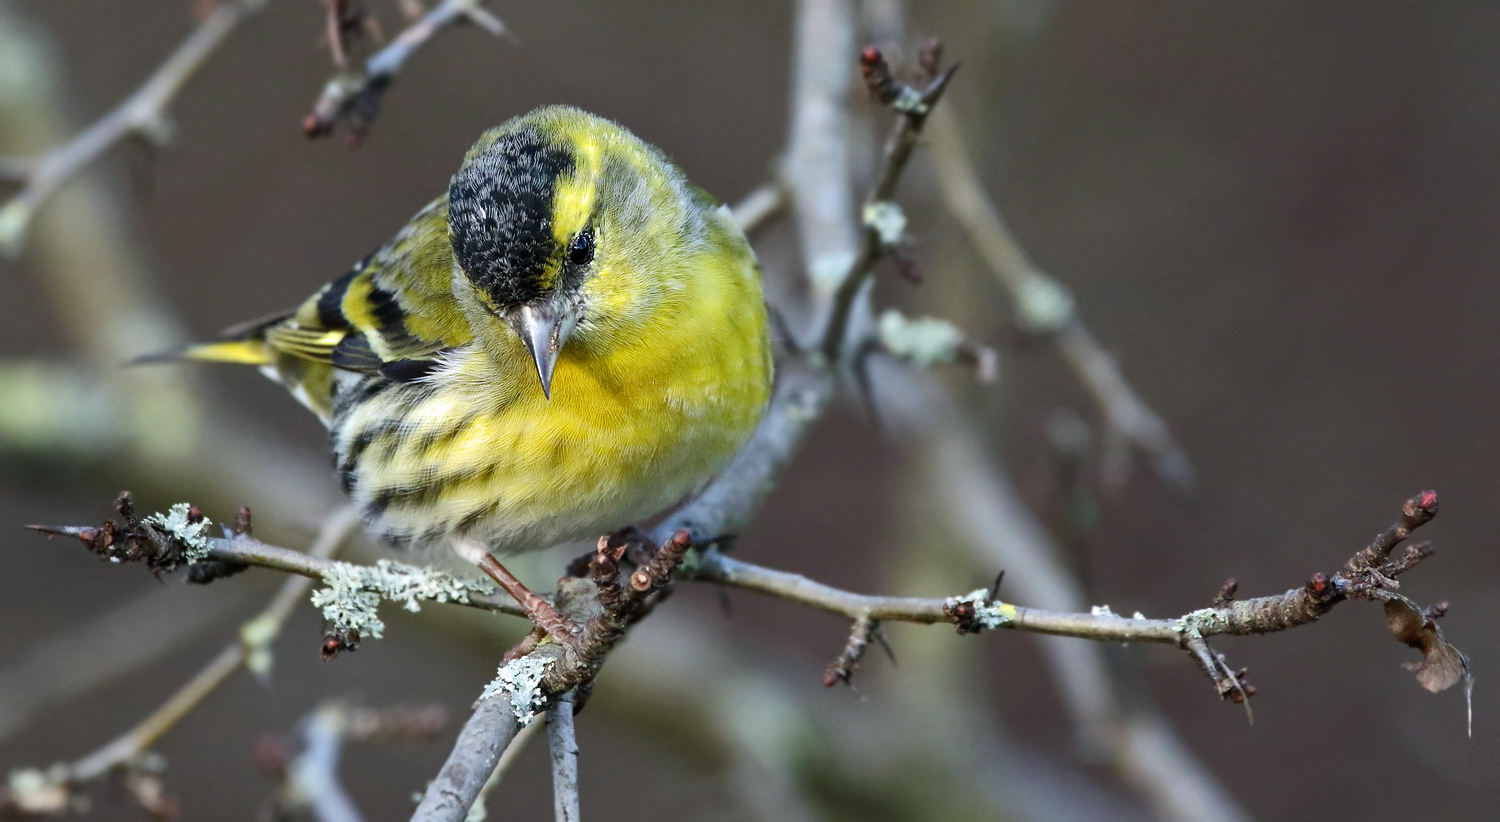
[0,1,1494,819]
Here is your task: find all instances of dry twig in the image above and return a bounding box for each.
[819,46,958,360]
[303,0,506,145]
[0,0,268,256]
[256,701,449,822]
[4,508,359,816]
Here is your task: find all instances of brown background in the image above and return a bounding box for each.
[1,1,1495,820]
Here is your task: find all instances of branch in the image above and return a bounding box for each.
[33,483,1466,718]
[926,105,1197,493]
[2,509,358,815]
[686,490,1467,704]
[303,0,507,145]
[408,692,521,822]
[257,702,450,822]
[818,46,958,360]
[0,0,268,257]
[28,487,1468,818]
[547,692,580,822]
[462,718,543,822]
[784,0,859,303]
[411,532,691,821]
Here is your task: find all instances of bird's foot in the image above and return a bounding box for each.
[563,524,649,578]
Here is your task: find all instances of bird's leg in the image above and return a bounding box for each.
[453,539,581,642]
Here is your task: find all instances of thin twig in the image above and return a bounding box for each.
[0,0,268,256]
[784,0,860,301]
[547,691,580,822]
[818,49,957,360]
[260,702,449,822]
[66,509,359,785]
[303,0,506,144]
[926,105,1196,493]
[285,705,366,822]
[730,181,789,236]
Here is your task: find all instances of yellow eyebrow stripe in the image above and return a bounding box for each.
[537,134,603,292]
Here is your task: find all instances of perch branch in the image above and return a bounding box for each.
[2,509,358,815]
[33,489,1462,709]
[547,691,580,822]
[69,509,359,781]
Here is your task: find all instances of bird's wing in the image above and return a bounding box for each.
[146,199,475,417]
[266,198,474,378]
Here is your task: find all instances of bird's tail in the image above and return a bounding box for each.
[129,312,289,367]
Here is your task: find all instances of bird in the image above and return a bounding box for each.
[155,105,773,631]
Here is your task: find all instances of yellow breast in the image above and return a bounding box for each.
[330,238,771,553]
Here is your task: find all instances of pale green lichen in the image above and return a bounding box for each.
[479,654,552,726]
[947,587,1014,629]
[5,765,69,814]
[310,559,494,640]
[1173,607,1228,639]
[862,200,907,246]
[1015,275,1075,333]
[143,503,213,563]
[892,85,928,115]
[877,310,965,368]
[240,614,279,679]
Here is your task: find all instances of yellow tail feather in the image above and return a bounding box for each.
[131,338,272,367]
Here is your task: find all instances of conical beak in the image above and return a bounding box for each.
[505,301,579,400]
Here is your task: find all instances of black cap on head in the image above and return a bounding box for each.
[447,129,575,307]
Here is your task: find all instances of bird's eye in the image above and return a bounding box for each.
[568,229,595,266]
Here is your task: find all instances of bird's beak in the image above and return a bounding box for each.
[504,300,579,400]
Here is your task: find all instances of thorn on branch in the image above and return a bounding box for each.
[916,37,943,84]
[1382,542,1435,577]
[823,614,887,688]
[321,0,383,69]
[889,241,925,284]
[588,534,628,613]
[1304,572,1334,602]
[858,46,902,106]
[630,530,692,593]
[944,573,1009,635]
[1212,578,1238,607]
[187,504,253,584]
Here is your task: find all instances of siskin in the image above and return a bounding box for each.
[159,106,772,617]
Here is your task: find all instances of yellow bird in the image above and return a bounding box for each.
[166,106,772,602]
